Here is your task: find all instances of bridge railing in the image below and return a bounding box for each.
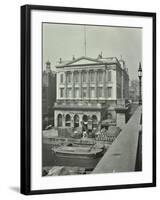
[93,106,142,173]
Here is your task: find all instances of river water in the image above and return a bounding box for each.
[42,142,56,167]
[42,138,105,170]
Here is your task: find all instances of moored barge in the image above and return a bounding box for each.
[52,145,104,169]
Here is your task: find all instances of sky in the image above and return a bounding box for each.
[43,23,142,80]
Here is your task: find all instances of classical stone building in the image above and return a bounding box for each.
[54,56,129,130]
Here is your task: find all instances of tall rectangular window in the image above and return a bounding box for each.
[98,71,103,83]
[74,72,79,83]
[82,72,87,82]
[90,71,94,82]
[67,88,72,98]
[108,71,112,82]
[90,87,95,98]
[60,88,64,98]
[75,88,79,98]
[98,87,103,98]
[117,71,121,84]
[82,87,87,98]
[60,74,63,83]
[67,73,71,83]
[107,87,112,98]
[117,87,121,98]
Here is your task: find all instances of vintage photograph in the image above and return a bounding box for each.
[42,22,142,177]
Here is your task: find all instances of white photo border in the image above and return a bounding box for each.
[30,8,154,191]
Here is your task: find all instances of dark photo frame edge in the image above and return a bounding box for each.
[20,4,156,195]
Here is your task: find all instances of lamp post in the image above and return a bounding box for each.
[138,62,142,105]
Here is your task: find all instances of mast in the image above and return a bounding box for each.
[84,25,87,56]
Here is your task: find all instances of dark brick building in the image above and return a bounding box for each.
[42,61,56,129]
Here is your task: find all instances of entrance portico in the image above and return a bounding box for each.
[54,109,101,131]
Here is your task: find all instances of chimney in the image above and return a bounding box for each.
[97,52,103,59]
[59,58,62,63]
[72,55,75,60]
[45,61,51,73]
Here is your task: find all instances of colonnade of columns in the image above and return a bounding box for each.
[62,69,107,99]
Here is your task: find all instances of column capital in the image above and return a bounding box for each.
[78,69,82,73]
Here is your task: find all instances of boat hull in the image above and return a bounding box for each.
[52,147,104,170]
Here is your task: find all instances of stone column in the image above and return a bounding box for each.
[64,71,67,99]
[87,70,90,99]
[62,114,66,127]
[103,69,106,98]
[79,70,82,99]
[70,115,74,128]
[71,71,74,99]
[54,111,57,127]
[121,71,124,99]
[95,69,98,99]
[79,115,83,128]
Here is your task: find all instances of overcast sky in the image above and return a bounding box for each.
[43,23,142,80]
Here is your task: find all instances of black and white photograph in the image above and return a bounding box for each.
[20,5,156,194]
[0,0,159,199]
[42,23,142,176]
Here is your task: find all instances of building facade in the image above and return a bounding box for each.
[129,79,139,102]
[42,61,56,129]
[54,56,129,130]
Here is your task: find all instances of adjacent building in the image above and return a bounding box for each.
[54,56,129,131]
[129,79,139,102]
[42,61,56,129]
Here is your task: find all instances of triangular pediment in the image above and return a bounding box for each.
[66,56,102,66]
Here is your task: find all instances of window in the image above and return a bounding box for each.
[98,71,103,82]
[82,87,87,98]
[67,88,72,98]
[117,87,121,98]
[65,114,71,127]
[108,71,112,82]
[117,71,121,84]
[74,115,79,127]
[74,72,79,83]
[82,71,87,82]
[75,88,79,98]
[67,72,71,83]
[98,87,103,98]
[90,87,95,98]
[90,71,94,82]
[60,88,64,98]
[60,73,63,83]
[107,87,112,98]
[57,114,62,127]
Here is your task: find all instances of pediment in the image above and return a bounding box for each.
[66,57,102,66]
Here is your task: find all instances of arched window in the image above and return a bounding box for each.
[65,114,71,127]
[57,114,62,127]
[107,113,112,119]
[74,115,79,128]
[92,115,97,123]
[83,115,88,122]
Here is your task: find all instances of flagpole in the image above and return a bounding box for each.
[84,25,86,56]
